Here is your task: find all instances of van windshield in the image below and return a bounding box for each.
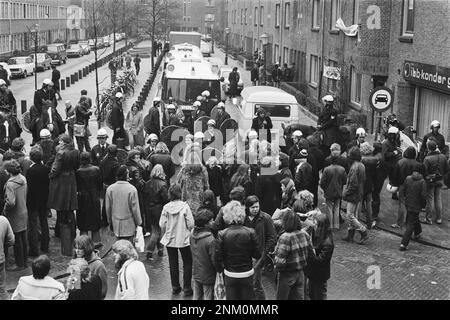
[254,104,291,117]
[47,46,59,52]
[164,79,220,104]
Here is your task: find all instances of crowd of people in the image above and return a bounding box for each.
[0,56,449,300]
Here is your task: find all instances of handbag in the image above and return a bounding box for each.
[135,226,145,253]
[73,124,86,137]
[214,273,226,300]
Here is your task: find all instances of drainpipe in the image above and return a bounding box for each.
[280,0,283,64]
[318,0,326,100]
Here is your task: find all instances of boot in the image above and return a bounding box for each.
[342,229,355,242]
[358,230,369,244]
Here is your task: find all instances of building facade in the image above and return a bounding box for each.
[0,0,85,60]
[179,0,219,36]
[225,0,450,139]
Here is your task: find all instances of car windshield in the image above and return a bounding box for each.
[254,104,291,117]
[164,79,221,104]
[69,45,80,49]
[8,57,27,64]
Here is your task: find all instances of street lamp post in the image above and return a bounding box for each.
[30,24,39,91]
[225,27,230,65]
[260,32,269,86]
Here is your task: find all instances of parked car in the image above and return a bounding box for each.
[7,56,35,78]
[115,33,122,42]
[67,44,84,58]
[103,36,110,47]
[0,62,12,83]
[96,37,105,49]
[29,53,52,71]
[47,43,67,65]
[218,66,244,97]
[78,40,91,55]
[88,39,96,50]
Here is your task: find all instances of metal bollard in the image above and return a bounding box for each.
[60,79,65,90]
[71,74,75,84]
[67,77,71,87]
[21,100,27,114]
[79,70,82,79]
[74,72,78,82]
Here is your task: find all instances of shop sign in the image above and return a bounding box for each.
[403,60,450,94]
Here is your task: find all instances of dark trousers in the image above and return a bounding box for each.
[135,64,140,75]
[28,208,50,255]
[372,170,387,219]
[224,274,254,300]
[276,270,304,300]
[58,210,76,256]
[14,231,28,268]
[308,279,327,300]
[112,127,126,146]
[167,246,192,291]
[76,136,91,152]
[401,211,422,247]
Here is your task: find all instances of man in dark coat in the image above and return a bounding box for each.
[26,146,50,256]
[74,96,92,152]
[271,63,283,87]
[250,64,259,86]
[111,92,126,146]
[317,95,340,149]
[99,144,120,226]
[51,65,61,100]
[91,128,109,166]
[214,102,230,130]
[47,134,80,256]
[31,79,57,144]
[33,79,57,111]
[228,67,240,98]
[144,98,161,138]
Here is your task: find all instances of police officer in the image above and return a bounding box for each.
[317,95,340,149]
[91,128,109,166]
[418,120,446,162]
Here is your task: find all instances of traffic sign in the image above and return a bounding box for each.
[369,86,393,112]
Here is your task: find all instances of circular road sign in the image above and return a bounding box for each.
[369,86,394,112]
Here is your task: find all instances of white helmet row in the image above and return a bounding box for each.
[356,128,366,136]
[388,126,399,134]
[322,95,334,103]
[430,120,440,128]
[293,130,303,137]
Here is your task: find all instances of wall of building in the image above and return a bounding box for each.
[0,0,85,60]
[387,0,450,129]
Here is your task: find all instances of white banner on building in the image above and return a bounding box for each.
[335,18,358,37]
[67,6,82,30]
[323,65,341,80]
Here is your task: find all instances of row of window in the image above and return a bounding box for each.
[230,0,414,36]
[0,30,67,54]
[0,1,67,20]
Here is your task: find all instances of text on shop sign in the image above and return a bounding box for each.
[403,61,450,94]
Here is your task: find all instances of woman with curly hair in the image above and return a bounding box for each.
[177,152,209,216]
[214,200,261,300]
[230,164,254,198]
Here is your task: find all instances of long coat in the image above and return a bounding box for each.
[4,174,28,233]
[25,163,50,213]
[255,171,282,216]
[76,165,102,232]
[47,144,80,211]
[228,71,240,96]
[144,177,169,227]
[176,164,209,216]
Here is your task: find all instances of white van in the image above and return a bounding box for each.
[236,86,299,146]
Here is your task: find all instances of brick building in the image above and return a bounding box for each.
[0,0,86,60]
[179,0,219,37]
[224,0,450,138]
[387,0,450,142]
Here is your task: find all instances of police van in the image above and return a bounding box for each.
[236,86,300,147]
[162,57,221,113]
[164,43,203,67]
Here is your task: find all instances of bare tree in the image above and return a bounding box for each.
[140,0,180,68]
